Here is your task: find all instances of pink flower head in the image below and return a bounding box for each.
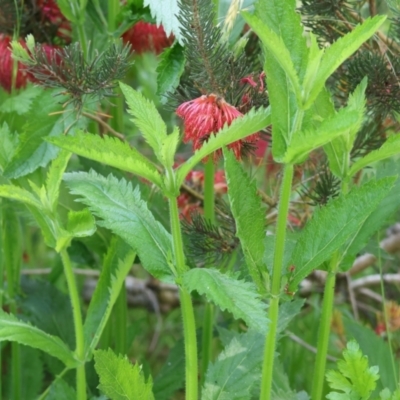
[176,94,259,160]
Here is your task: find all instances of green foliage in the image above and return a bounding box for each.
[46,131,164,188]
[202,330,264,399]
[305,16,386,109]
[2,91,86,179]
[224,149,266,293]
[0,310,76,367]
[45,150,71,212]
[380,388,400,400]
[83,237,136,358]
[0,185,43,209]
[157,43,186,99]
[94,348,155,400]
[120,82,177,169]
[64,171,175,282]
[344,318,398,391]
[182,268,268,333]
[242,12,302,105]
[348,135,400,178]
[18,278,75,349]
[176,107,271,185]
[46,379,77,400]
[153,339,185,400]
[324,78,368,178]
[326,340,379,400]
[0,122,19,171]
[289,177,396,291]
[0,86,42,115]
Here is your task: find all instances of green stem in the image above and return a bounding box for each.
[77,24,88,60]
[201,158,215,383]
[169,197,198,399]
[311,255,338,400]
[260,163,294,400]
[107,0,120,32]
[59,249,86,400]
[113,286,128,355]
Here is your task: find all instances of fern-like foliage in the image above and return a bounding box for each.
[326,340,379,399]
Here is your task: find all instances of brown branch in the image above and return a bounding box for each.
[81,111,125,140]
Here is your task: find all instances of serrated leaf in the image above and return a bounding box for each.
[277,299,305,333]
[46,131,163,188]
[305,15,386,108]
[0,122,19,171]
[119,82,168,165]
[324,78,367,178]
[160,126,180,170]
[0,310,76,367]
[344,318,398,391]
[183,268,268,333]
[224,149,266,293]
[340,175,400,268]
[94,348,155,400]
[283,108,362,164]
[64,171,174,282]
[157,43,185,98]
[83,236,136,358]
[250,0,308,160]
[202,330,264,400]
[326,340,379,399]
[348,135,400,178]
[0,85,42,115]
[176,107,271,186]
[46,149,71,211]
[3,92,88,179]
[0,185,42,209]
[289,177,396,291]
[242,12,302,105]
[143,0,181,42]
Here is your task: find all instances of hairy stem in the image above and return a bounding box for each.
[60,249,86,400]
[169,197,198,399]
[260,163,294,400]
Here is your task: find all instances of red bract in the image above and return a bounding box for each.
[0,35,29,92]
[122,21,173,54]
[176,94,259,160]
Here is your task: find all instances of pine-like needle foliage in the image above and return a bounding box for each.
[24,42,132,111]
[175,0,265,108]
[301,164,341,206]
[182,200,239,266]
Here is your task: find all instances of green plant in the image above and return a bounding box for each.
[1,0,400,399]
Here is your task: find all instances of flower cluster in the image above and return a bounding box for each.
[176,94,259,160]
[122,21,173,55]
